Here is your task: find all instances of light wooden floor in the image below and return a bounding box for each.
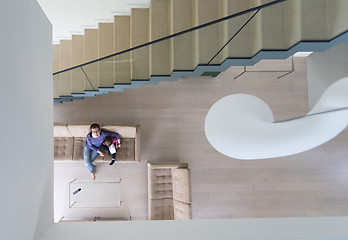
[54,57,348,221]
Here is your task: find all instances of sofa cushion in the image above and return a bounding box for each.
[72,137,85,161]
[54,137,74,160]
[148,168,173,199]
[173,199,192,220]
[172,168,192,203]
[148,198,174,220]
[148,162,188,169]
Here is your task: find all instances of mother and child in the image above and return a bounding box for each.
[84,123,121,180]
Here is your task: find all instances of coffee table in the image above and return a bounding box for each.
[69,179,121,208]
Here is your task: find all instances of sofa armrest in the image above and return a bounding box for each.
[147,162,188,169]
[54,123,72,137]
[135,124,141,162]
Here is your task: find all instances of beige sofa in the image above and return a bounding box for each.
[54,123,140,162]
[147,162,192,220]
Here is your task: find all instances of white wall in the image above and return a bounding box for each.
[37,0,150,44]
[307,43,348,109]
[0,0,53,239]
[39,216,348,240]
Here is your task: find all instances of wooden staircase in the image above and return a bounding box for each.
[52,0,348,103]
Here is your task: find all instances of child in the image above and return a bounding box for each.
[103,136,121,165]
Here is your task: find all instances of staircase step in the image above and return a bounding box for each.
[172,0,197,70]
[259,1,287,50]
[251,0,275,7]
[114,16,132,84]
[84,29,99,91]
[301,0,329,40]
[53,75,60,99]
[284,0,301,48]
[131,8,150,80]
[71,35,85,93]
[98,23,115,88]
[99,23,114,57]
[52,44,60,73]
[226,0,285,58]
[52,44,61,99]
[150,0,173,75]
[195,0,226,64]
[84,29,98,61]
[225,0,255,58]
[60,40,72,70]
[72,35,85,65]
[59,40,72,96]
[327,0,348,38]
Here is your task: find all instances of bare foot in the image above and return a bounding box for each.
[91,166,96,180]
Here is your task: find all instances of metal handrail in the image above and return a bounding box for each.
[53,0,286,75]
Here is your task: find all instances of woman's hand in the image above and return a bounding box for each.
[98,150,105,156]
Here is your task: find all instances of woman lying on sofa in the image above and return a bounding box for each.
[84,123,120,180]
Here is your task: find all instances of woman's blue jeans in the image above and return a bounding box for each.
[83,143,108,173]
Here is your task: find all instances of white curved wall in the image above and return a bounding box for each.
[308,43,348,109]
[205,77,348,160]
